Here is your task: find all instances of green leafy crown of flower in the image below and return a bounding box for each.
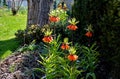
[68,18,79,25]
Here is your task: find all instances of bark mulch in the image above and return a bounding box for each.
[0,51,41,79]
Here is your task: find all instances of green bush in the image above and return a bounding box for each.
[15,25,43,44]
[99,0,120,78]
[72,0,120,78]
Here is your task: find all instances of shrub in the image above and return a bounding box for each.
[99,0,120,78]
[72,0,120,78]
[15,24,44,44]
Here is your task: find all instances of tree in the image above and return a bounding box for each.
[0,0,6,6]
[11,0,23,15]
[3,0,6,5]
[0,0,2,6]
[27,0,53,27]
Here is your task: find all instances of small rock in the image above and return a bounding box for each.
[13,71,25,79]
[1,68,8,73]
[0,68,3,74]
[0,73,9,79]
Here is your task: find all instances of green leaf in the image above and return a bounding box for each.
[33,68,45,73]
[86,72,96,79]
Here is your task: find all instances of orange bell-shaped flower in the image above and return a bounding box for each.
[67,24,78,31]
[85,31,93,37]
[61,43,70,50]
[68,54,78,61]
[42,36,53,43]
[49,16,60,22]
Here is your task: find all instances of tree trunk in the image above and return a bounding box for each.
[11,0,23,16]
[27,0,53,27]
[3,0,6,6]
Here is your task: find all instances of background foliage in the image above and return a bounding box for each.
[72,0,120,79]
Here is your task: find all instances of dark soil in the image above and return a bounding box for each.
[0,51,41,79]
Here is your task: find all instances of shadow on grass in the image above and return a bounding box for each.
[0,38,20,59]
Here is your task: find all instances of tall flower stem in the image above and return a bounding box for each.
[69,62,76,79]
[71,31,74,45]
[53,22,56,39]
[88,38,91,47]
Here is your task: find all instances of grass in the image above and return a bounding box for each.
[0,8,27,59]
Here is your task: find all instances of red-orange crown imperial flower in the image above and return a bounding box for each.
[85,31,93,37]
[42,36,53,43]
[67,25,78,30]
[85,24,93,37]
[61,38,70,50]
[61,43,70,50]
[42,27,53,43]
[67,18,79,31]
[49,16,60,22]
[68,54,78,61]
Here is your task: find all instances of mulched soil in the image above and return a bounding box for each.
[0,51,41,79]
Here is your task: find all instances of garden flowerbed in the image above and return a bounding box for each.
[14,6,99,79]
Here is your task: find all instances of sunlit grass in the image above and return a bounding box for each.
[0,8,27,59]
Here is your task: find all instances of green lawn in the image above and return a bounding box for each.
[0,8,27,59]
